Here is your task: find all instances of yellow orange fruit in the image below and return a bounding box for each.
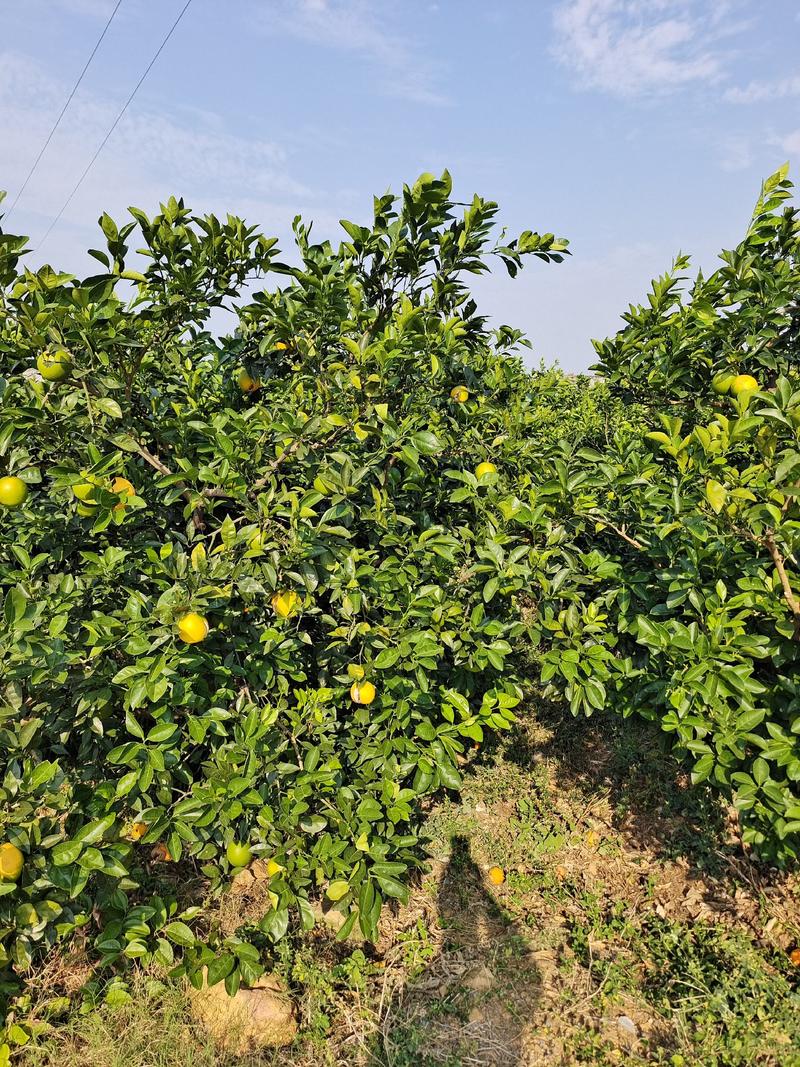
[177,612,209,644]
[0,842,24,881]
[789,947,800,967]
[112,477,135,511]
[37,348,72,382]
[237,368,261,393]
[450,385,469,403]
[487,865,505,885]
[350,680,376,705]
[272,590,299,619]
[0,476,28,509]
[730,374,758,396]
[151,842,172,863]
[475,462,497,479]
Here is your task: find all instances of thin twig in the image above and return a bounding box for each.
[590,512,645,551]
[764,528,800,636]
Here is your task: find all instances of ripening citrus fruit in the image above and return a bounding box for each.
[37,348,72,382]
[730,373,758,395]
[272,590,299,618]
[487,865,505,885]
[151,842,172,862]
[72,474,102,506]
[177,612,209,644]
[475,461,497,479]
[789,947,800,967]
[226,841,253,867]
[237,368,261,393]
[0,476,28,509]
[450,385,469,403]
[711,371,736,395]
[0,843,24,881]
[350,680,376,705]
[112,477,135,511]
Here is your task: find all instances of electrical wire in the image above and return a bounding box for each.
[38,0,194,251]
[6,0,125,221]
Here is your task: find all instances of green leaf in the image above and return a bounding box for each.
[163,922,195,947]
[705,480,727,513]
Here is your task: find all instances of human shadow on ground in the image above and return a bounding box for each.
[373,835,542,1067]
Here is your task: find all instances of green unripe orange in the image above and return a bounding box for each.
[37,348,72,382]
[226,841,253,867]
[72,474,103,506]
[711,372,735,395]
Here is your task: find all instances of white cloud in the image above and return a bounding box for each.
[551,0,737,97]
[773,129,800,157]
[251,0,450,106]
[0,50,325,268]
[725,74,800,104]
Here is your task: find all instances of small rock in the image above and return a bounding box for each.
[309,898,376,944]
[463,964,495,993]
[310,899,350,934]
[189,969,297,1052]
[617,1015,638,1037]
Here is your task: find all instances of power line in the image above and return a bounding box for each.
[38,0,194,252]
[6,0,125,221]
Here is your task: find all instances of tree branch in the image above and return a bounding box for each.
[136,444,172,479]
[764,529,800,636]
[589,512,645,551]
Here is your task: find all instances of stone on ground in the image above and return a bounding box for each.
[188,969,297,1052]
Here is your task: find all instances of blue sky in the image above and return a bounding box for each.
[1,0,799,370]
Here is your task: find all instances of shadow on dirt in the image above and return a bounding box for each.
[373,835,540,1067]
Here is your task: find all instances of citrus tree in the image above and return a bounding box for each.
[0,175,570,1003]
[532,166,800,863]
